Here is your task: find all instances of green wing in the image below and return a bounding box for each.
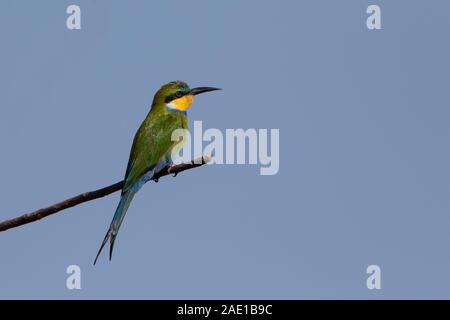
[122,111,187,193]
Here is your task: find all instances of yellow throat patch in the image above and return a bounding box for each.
[169,95,195,111]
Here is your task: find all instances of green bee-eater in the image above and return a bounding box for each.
[94,81,220,264]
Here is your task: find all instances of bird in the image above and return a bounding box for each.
[94,81,220,264]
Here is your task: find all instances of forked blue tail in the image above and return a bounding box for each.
[93,189,135,265]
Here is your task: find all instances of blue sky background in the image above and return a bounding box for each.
[1,0,450,299]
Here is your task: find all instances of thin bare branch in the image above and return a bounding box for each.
[0,156,211,232]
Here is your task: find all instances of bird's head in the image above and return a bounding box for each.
[152,81,221,112]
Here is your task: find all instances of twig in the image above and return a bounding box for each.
[0,156,210,232]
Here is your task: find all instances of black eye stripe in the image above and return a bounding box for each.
[165,91,187,103]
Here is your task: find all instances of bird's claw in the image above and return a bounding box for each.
[172,172,178,178]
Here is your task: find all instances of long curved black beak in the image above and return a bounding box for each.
[189,87,221,96]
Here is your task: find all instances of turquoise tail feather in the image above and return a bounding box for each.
[93,189,136,265]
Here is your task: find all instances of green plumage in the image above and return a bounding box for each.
[124,104,187,192]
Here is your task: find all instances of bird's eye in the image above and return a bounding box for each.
[175,92,182,98]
